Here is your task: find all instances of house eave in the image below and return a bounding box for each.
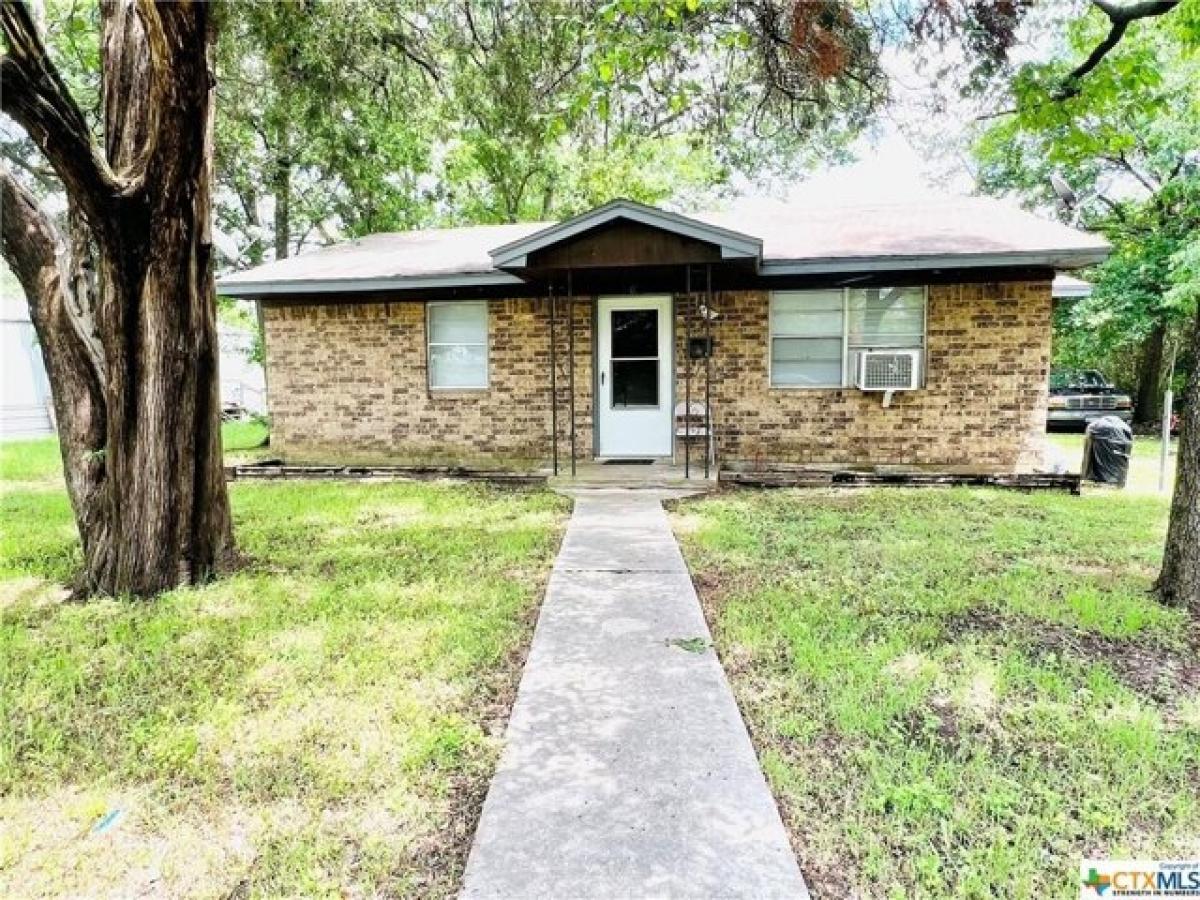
[218,247,1111,299]
[217,270,524,298]
[760,247,1109,277]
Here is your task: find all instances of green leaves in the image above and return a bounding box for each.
[973,12,1199,395]
[207,0,883,241]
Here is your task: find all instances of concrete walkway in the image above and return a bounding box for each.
[461,490,808,899]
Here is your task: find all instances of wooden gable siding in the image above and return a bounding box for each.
[525,220,724,270]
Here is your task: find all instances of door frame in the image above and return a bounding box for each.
[593,294,675,458]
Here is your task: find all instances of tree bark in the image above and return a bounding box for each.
[272,157,291,260]
[1,0,234,597]
[1134,322,1165,425]
[1156,305,1200,613]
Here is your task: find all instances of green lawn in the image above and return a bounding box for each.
[1047,431,1179,495]
[0,428,568,898]
[223,417,273,462]
[673,487,1199,899]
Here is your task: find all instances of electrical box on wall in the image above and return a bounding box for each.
[688,337,714,359]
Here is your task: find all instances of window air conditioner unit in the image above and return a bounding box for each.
[856,350,922,392]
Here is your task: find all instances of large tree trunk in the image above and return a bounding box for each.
[1134,322,1166,425]
[1156,306,1200,613]
[1,0,233,597]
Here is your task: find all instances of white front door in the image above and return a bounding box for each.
[596,295,673,457]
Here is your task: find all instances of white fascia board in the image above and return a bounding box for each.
[760,247,1111,276]
[216,270,525,297]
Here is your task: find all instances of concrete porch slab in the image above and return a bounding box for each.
[545,458,718,492]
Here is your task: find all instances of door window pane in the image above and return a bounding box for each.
[611,309,658,358]
[428,301,487,388]
[611,359,659,408]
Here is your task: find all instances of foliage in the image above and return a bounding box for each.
[213,0,439,264]
[211,0,887,240]
[673,485,1196,899]
[215,295,265,364]
[973,10,1200,399]
[0,434,568,897]
[425,0,884,223]
[0,0,100,194]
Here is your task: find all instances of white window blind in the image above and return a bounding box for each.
[845,287,926,385]
[770,290,845,387]
[427,301,488,389]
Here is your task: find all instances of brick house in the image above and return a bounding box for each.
[218,197,1108,475]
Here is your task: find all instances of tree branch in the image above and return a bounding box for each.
[0,1,122,224]
[0,157,59,309]
[1056,0,1180,98]
[0,136,60,189]
[97,0,162,190]
[0,162,109,550]
[1100,151,1161,193]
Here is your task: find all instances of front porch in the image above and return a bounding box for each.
[544,457,718,491]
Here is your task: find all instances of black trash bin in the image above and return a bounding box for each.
[1082,415,1133,486]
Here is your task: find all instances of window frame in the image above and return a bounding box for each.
[426,300,490,391]
[768,287,928,390]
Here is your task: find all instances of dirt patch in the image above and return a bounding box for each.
[689,569,733,605]
[0,576,70,611]
[740,720,863,899]
[945,608,1200,710]
[898,697,963,746]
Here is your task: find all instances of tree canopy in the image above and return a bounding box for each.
[973,7,1200,416]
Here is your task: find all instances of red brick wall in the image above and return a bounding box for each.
[262,281,1050,471]
[676,282,1051,471]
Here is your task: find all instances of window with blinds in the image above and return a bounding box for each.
[769,290,845,388]
[427,301,488,389]
[770,288,927,388]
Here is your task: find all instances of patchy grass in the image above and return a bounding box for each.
[0,434,568,898]
[0,418,273,489]
[672,487,1199,900]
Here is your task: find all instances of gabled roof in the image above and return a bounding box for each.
[488,199,762,269]
[218,194,1110,297]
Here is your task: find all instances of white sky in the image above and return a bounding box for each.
[789,126,973,203]
[733,18,1072,214]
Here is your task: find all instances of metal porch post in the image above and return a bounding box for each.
[704,263,712,479]
[568,268,576,477]
[549,283,558,476]
[684,265,691,480]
